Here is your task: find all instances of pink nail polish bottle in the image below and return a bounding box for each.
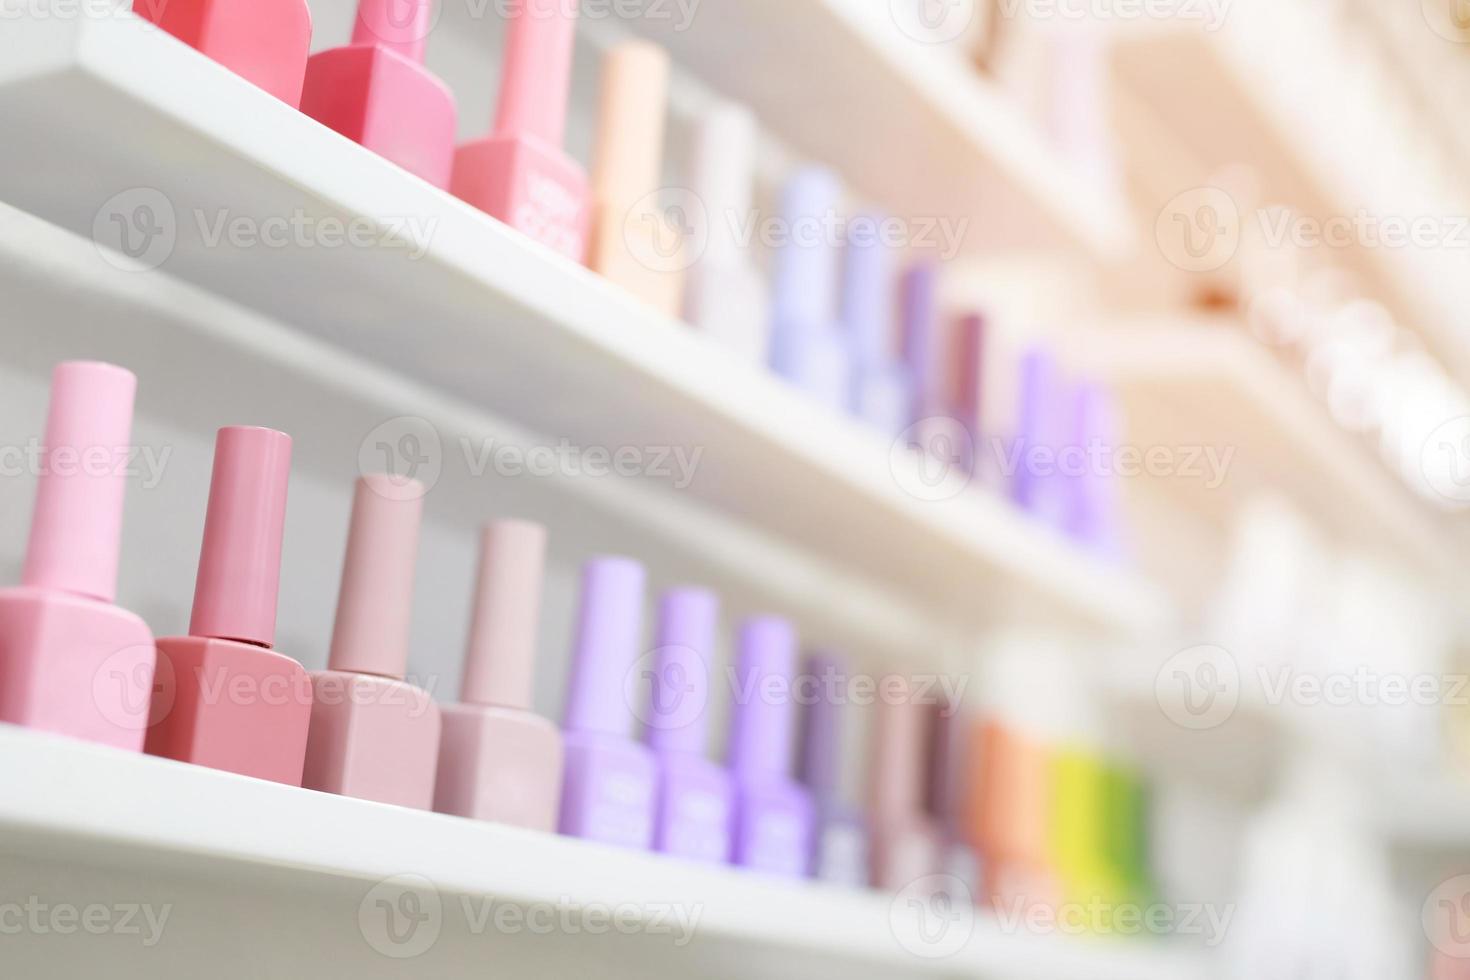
[644,588,733,864]
[301,476,442,809]
[135,0,313,107]
[586,42,684,317]
[868,675,944,891]
[0,362,156,750]
[434,520,563,831]
[451,0,588,260]
[299,0,457,188]
[145,426,312,785]
[558,557,657,849]
[729,617,815,877]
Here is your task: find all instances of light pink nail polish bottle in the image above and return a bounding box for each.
[452,0,588,260]
[145,426,313,785]
[135,0,313,108]
[0,362,156,750]
[434,521,563,830]
[868,675,944,890]
[301,476,442,809]
[299,0,458,187]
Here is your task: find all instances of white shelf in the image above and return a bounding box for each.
[0,11,1168,639]
[618,0,1133,259]
[0,726,1211,980]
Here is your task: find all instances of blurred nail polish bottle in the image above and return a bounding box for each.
[586,42,684,316]
[146,426,312,785]
[1067,381,1122,557]
[644,587,733,863]
[0,362,156,749]
[435,521,563,830]
[950,312,986,478]
[797,653,870,887]
[300,0,457,187]
[452,0,588,259]
[868,675,944,890]
[559,557,657,849]
[841,214,912,438]
[728,617,814,877]
[301,475,441,809]
[928,697,983,898]
[683,102,769,364]
[769,168,850,411]
[1012,347,1070,529]
[977,720,1061,913]
[137,0,312,107]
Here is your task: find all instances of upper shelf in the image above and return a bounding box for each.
[0,11,1168,639]
[0,726,1211,980]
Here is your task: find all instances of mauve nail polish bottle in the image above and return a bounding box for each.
[434,521,562,830]
[644,588,734,863]
[769,168,850,411]
[868,675,944,891]
[798,653,870,887]
[928,699,983,898]
[841,214,912,437]
[558,557,657,849]
[728,617,814,877]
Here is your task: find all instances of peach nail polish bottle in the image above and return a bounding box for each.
[977,721,1061,914]
[299,0,458,187]
[145,426,312,785]
[434,520,563,831]
[301,476,442,809]
[868,675,944,890]
[452,0,588,260]
[586,42,683,317]
[135,0,313,107]
[0,362,156,750]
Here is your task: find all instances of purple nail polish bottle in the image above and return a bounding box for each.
[841,213,913,437]
[928,698,983,898]
[644,587,734,863]
[769,167,850,411]
[1012,348,1070,529]
[901,261,944,426]
[798,653,870,887]
[559,557,657,849]
[1068,381,1122,558]
[728,617,815,877]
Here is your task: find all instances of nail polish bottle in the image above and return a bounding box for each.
[841,213,912,437]
[950,313,986,478]
[644,588,733,863]
[868,675,944,891]
[683,102,769,364]
[797,653,869,887]
[301,475,441,809]
[977,720,1060,913]
[928,699,983,897]
[136,0,313,107]
[901,261,948,427]
[452,0,587,260]
[299,0,457,188]
[145,426,312,785]
[1067,381,1121,556]
[0,362,156,749]
[559,557,657,849]
[434,521,563,831]
[586,42,683,317]
[1012,348,1069,529]
[728,617,814,877]
[769,168,850,411]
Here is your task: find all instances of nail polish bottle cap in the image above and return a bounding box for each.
[1013,347,1059,510]
[352,0,434,63]
[902,261,942,420]
[493,0,578,149]
[327,475,424,680]
[644,587,719,755]
[772,167,842,333]
[563,556,645,736]
[591,41,670,205]
[460,520,548,710]
[841,212,895,370]
[869,674,928,820]
[689,102,757,266]
[727,616,798,780]
[797,652,848,799]
[23,361,137,603]
[189,426,292,649]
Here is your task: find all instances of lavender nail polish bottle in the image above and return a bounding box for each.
[1012,347,1071,529]
[798,653,870,887]
[769,167,850,411]
[841,213,913,437]
[1067,381,1123,557]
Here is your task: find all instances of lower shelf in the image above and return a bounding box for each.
[0,726,1209,980]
